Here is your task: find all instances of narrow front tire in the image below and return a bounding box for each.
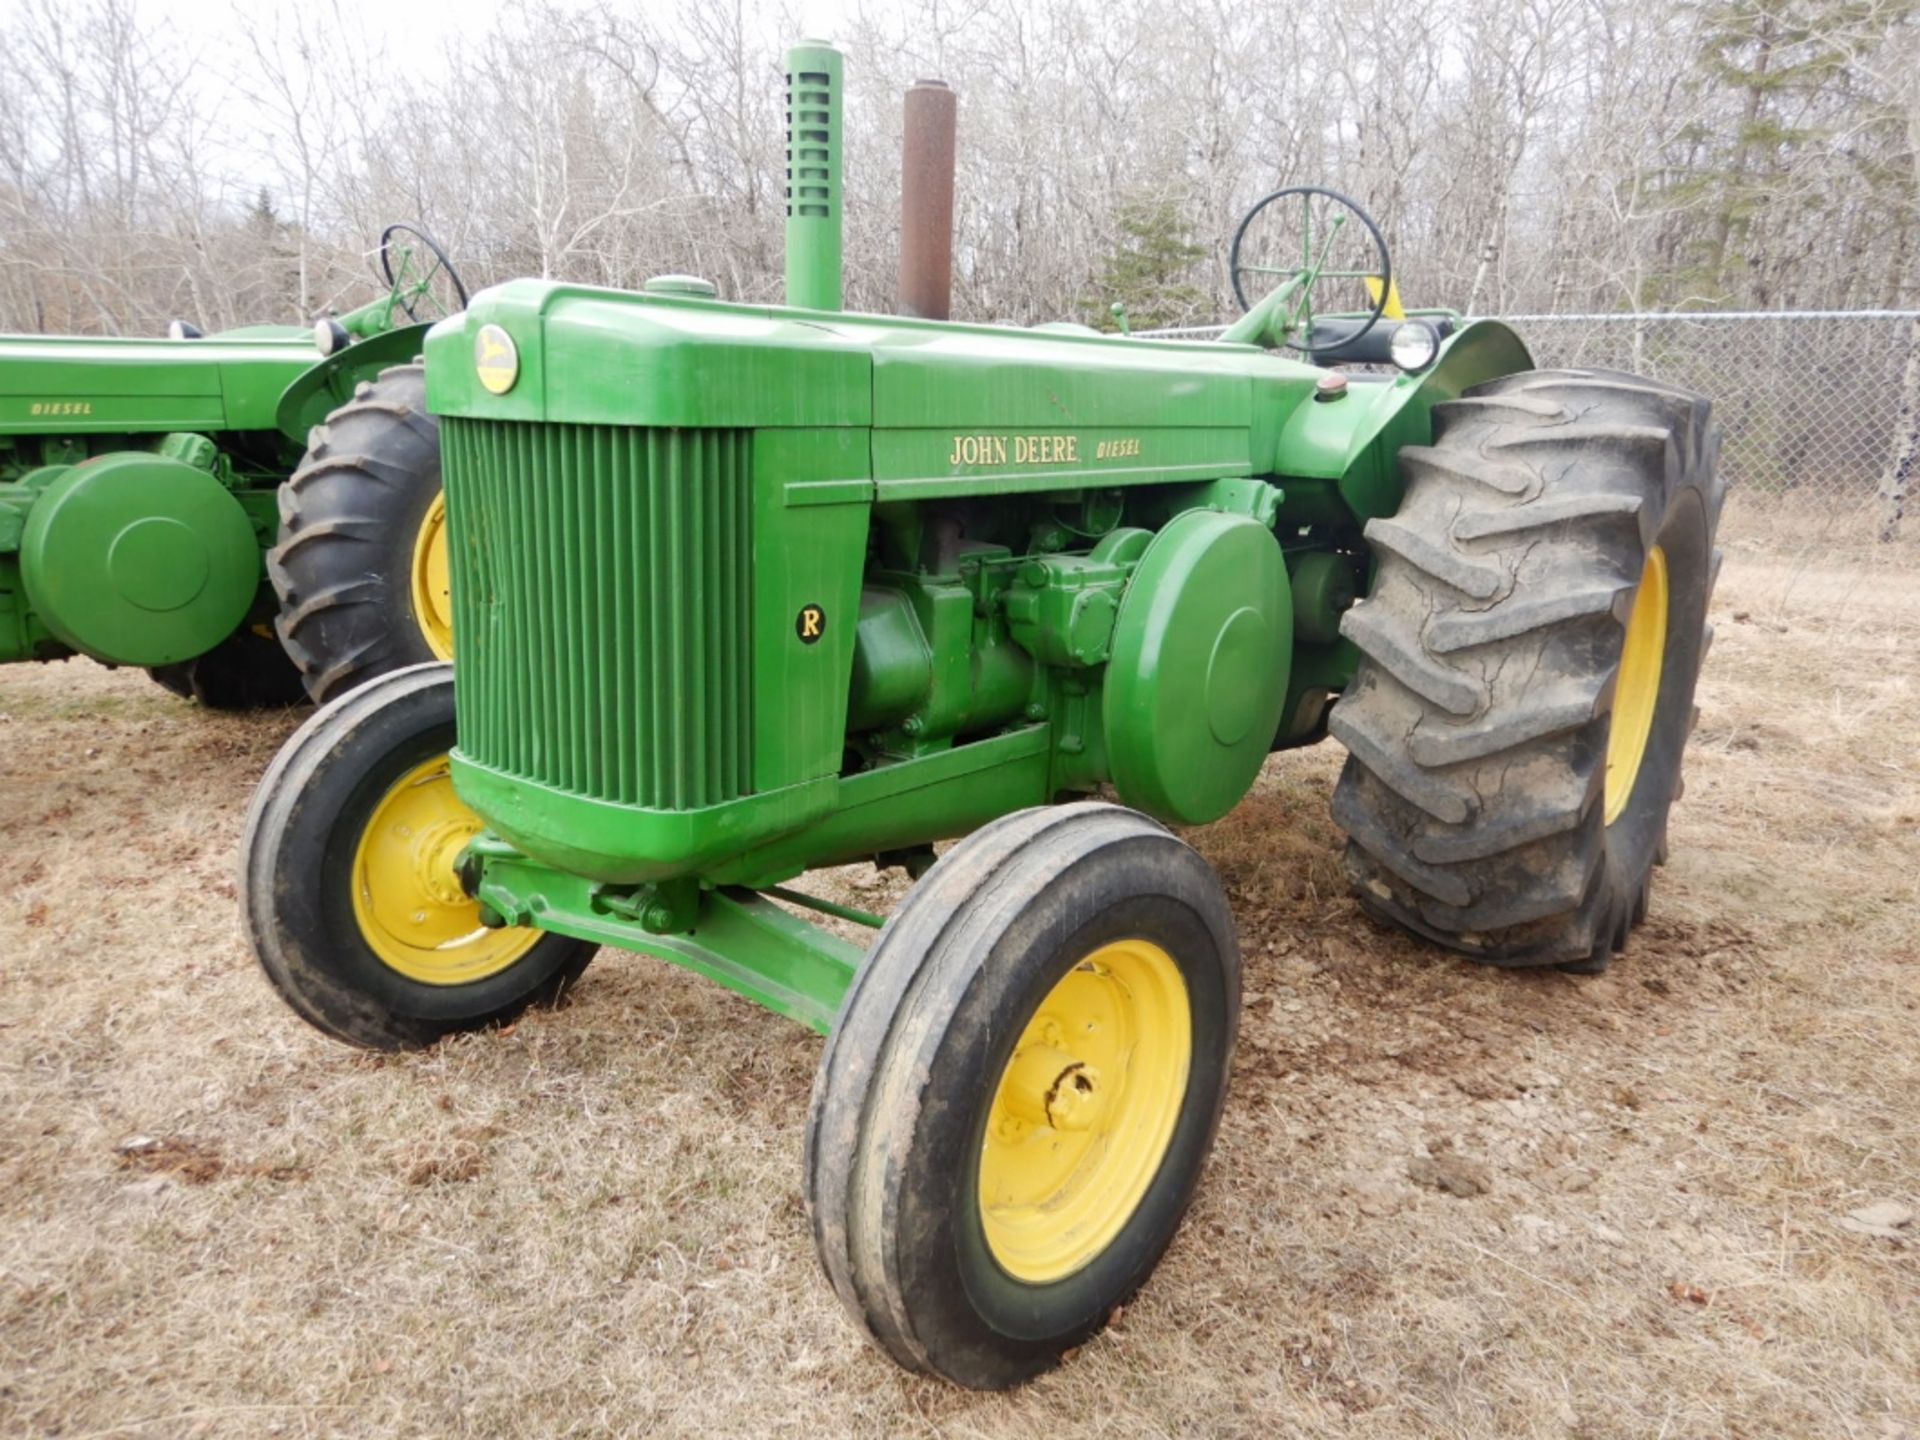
[805,803,1239,1389]
[240,662,594,1050]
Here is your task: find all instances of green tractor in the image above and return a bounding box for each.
[0,225,469,707]
[242,45,1722,1388]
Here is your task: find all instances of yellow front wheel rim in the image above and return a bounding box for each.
[978,939,1191,1284]
[1604,545,1670,825]
[350,754,540,985]
[410,493,455,661]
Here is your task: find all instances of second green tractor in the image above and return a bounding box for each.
[0,225,470,708]
[244,45,1723,1389]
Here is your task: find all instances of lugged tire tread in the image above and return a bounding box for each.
[1338,606,1483,717]
[1435,393,1569,421]
[1326,705,1475,825]
[1328,367,1719,969]
[1363,516,1505,598]
[1408,779,1596,866]
[1488,420,1671,456]
[1453,490,1643,540]
[270,364,443,704]
[1398,443,1536,496]
[1426,583,1623,652]
[1406,689,1602,767]
[1328,785,1473,906]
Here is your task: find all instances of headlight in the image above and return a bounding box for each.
[314,318,350,356]
[1390,321,1440,373]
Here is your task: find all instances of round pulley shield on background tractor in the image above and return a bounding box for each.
[1103,510,1292,825]
[19,452,260,666]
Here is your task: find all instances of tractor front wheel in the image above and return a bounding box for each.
[1329,369,1724,970]
[240,662,595,1049]
[270,363,452,705]
[805,803,1239,1389]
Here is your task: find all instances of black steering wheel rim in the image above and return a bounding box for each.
[378,222,470,321]
[1228,185,1392,353]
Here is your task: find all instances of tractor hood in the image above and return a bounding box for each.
[427,279,1323,488]
[428,279,1531,521]
[0,330,321,437]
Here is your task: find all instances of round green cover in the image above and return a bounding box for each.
[1289,550,1357,644]
[1103,510,1293,825]
[20,451,260,666]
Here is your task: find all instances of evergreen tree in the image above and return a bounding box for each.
[1084,198,1207,332]
[1661,0,1915,306]
[249,187,280,232]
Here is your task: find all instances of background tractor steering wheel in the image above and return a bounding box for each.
[1228,186,1392,353]
[378,223,470,322]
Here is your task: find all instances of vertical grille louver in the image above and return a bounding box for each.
[786,69,834,220]
[443,419,753,810]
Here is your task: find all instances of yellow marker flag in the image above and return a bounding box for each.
[1364,275,1407,320]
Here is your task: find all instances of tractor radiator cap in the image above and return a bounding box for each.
[643,274,719,298]
[19,452,259,666]
[1102,510,1293,825]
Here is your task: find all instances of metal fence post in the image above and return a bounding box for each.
[1881,315,1920,544]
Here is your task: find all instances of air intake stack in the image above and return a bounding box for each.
[784,42,844,312]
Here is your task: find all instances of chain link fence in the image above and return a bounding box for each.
[1509,311,1919,553]
[1146,310,1920,555]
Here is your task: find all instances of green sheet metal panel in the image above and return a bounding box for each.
[425,282,873,429]
[0,334,318,434]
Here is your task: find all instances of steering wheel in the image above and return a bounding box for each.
[377,223,470,322]
[1228,186,1391,352]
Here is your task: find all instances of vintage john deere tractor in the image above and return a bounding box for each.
[242,45,1721,1388]
[0,225,467,707]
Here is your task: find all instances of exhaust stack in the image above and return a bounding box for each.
[785,42,844,312]
[899,78,956,320]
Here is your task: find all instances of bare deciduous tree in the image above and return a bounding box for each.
[0,0,1911,337]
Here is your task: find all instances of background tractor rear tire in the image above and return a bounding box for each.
[146,613,305,709]
[241,662,594,1050]
[806,802,1239,1390]
[270,363,450,705]
[1329,369,1724,971]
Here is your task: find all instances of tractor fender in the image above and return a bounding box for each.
[273,322,436,445]
[1274,319,1533,524]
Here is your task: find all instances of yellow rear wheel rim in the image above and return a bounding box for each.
[1605,545,1669,825]
[410,493,454,661]
[978,939,1191,1284]
[350,754,540,985]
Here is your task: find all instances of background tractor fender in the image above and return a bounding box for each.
[274,323,436,444]
[1275,319,1534,524]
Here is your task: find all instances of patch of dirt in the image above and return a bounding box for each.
[2,553,1918,1439]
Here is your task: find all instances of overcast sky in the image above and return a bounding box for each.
[1,0,864,211]
[103,0,857,71]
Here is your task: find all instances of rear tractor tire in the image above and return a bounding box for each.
[241,663,594,1050]
[146,613,305,710]
[1329,369,1724,971]
[806,803,1239,1389]
[270,363,453,705]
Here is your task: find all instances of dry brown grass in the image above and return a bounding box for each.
[3,544,1917,1439]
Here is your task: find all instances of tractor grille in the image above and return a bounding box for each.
[442,419,753,809]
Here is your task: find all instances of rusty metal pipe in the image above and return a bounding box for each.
[899,79,956,320]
